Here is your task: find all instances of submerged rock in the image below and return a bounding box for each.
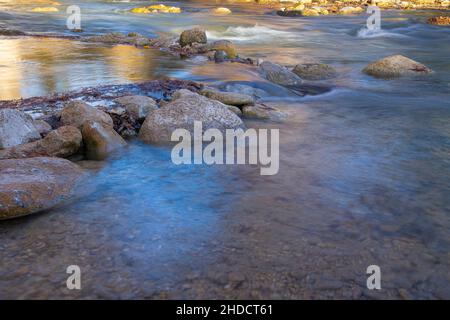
[292,63,337,80]
[0,27,27,36]
[200,88,255,106]
[0,126,82,160]
[60,100,113,129]
[0,109,41,149]
[363,55,433,78]
[179,29,207,47]
[114,95,158,121]
[0,157,85,220]
[223,83,269,98]
[139,89,244,144]
[81,121,127,160]
[260,61,303,86]
[86,32,150,46]
[242,104,287,122]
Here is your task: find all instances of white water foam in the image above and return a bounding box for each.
[356,27,409,39]
[206,24,295,42]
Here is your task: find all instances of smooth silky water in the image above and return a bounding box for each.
[0,1,449,298]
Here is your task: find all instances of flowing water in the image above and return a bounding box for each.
[0,1,450,299]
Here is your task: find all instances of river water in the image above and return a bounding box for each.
[0,1,449,299]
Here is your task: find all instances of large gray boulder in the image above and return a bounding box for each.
[0,126,82,160]
[0,109,41,149]
[0,157,85,220]
[139,89,245,144]
[363,55,433,78]
[82,121,127,160]
[60,100,113,129]
[259,61,303,86]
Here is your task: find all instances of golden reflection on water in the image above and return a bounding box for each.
[0,37,172,100]
[0,0,61,10]
[0,39,22,99]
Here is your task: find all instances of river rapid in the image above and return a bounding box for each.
[0,1,449,299]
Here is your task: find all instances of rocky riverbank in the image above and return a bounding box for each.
[0,10,440,218]
[0,44,434,220]
[274,0,449,17]
[0,75,287,219]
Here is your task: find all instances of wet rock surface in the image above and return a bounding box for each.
[200,88,255,106]
[82,121,127,160]
[363,55,433,78]
[139,89,245,144]
[179,28,207,47]
[242,104,287,122]
[61,101,113,129]
[292,63,337,80]
[0,157,85,220]
[0,79,203,112]
[0,109,41,149]
[260,61,303,86]
[114,95,158,121]
[0,126,82,159]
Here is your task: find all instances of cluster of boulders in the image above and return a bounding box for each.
[0,108,86,219]
[156,28,246,62]
[258,60,338,87]
[255,54,432,88]
[0,84,290,219]
[130,4,233,15]
[82,28,248,62]
[130,4,181,14]
[276,0,449,17]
